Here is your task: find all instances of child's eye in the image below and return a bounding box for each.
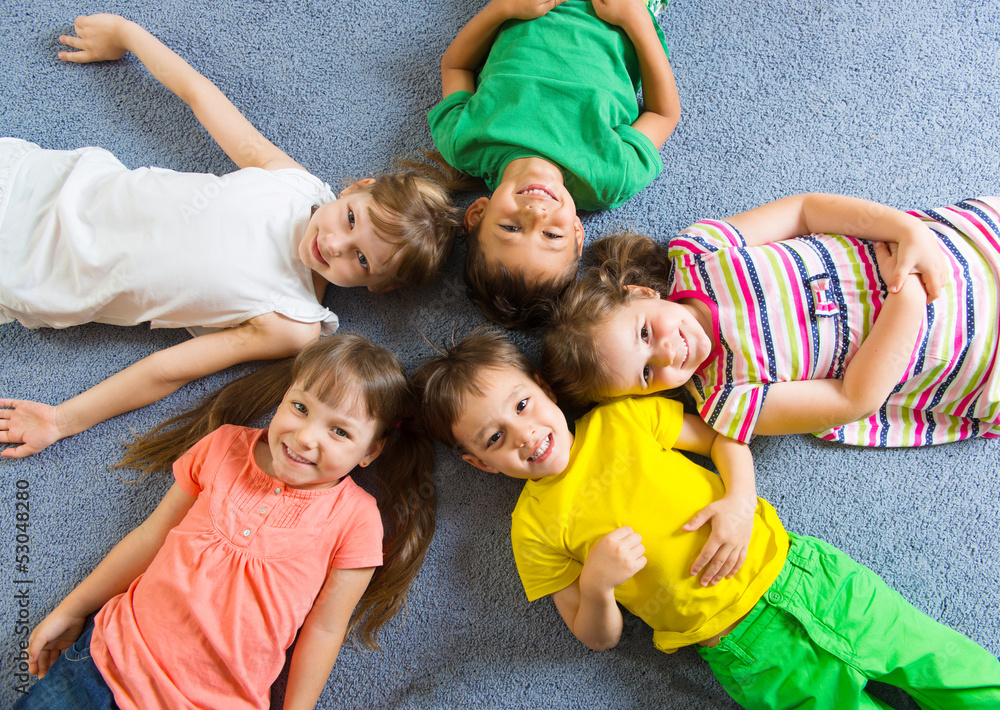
[486,432,502,448]
[640,325,649,342]
[357,252,369,270]
[499,224,520,233]
[293,401,308,414]
[334,427,349,438]
[543,231,562,239]
[516,398,528,413]
[642,365,650,385]
[348,209,355,228]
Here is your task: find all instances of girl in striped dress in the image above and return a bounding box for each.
[542,194,1000,447]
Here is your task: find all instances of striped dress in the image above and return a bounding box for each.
[667,197,1000,447]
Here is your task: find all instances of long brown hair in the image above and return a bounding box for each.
[118,334,435,648]
[541,232,672,408]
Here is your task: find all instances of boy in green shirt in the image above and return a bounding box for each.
[429,0,680,328]
[414,329,1000,708]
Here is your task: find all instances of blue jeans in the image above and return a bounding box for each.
[12,623,119,710]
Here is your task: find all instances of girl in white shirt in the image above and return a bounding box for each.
[0,13,463,458]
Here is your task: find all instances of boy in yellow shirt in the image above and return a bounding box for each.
[415,329,1000,708]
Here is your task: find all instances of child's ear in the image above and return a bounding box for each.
[461,453,501,474]
[624,284,659,299]
[464,197,489,232]
[533,373,558,403]
[368,282,400,293]
[340,178,376,196]
[363,438,386,464]
[574,217,585,257]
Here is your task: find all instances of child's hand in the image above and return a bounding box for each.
[881,227,949,304]
[493,0,568,21]
[580,526,647,593]
[27,611,87,678]
[592,0,648,29]
[684,495,756,586]
[58,14,131,64]
[0,399,66,458]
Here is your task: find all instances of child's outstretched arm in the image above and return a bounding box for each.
[440,0,567,97]
[549,526,646,651]
[726,193,949,302]
[0,312,318,457]
[674,415,757,586]
[58,14,301,171]
[283,566,376,710]
[26,483,195,678]
[754,250,926,436]
[593,0,680,148]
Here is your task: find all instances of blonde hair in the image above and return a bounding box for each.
[118,334,435,648]
[413,328,538,450]
[541,232,672,408]
[360,152,481,290]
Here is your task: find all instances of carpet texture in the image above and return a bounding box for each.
[1,0,998,708]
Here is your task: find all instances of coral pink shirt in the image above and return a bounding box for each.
[90,425,383,710]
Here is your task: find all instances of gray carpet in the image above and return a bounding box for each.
[1,0,998,708]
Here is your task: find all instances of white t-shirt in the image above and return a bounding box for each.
[0,139,338,334]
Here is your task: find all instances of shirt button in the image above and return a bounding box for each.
[274,488,282,495]
[243,529,251,537]
[259,507,267,515]
[767,591,783,604]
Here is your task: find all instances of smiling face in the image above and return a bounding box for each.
[451,366,573,481]
[256,383,385,491]
[591,289,714,398]
[297,181,402,291]
[465,158,584,286]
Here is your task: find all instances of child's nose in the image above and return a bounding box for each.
[294,423,319,448]
[515,422,536,447]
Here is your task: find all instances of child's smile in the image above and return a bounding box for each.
[452,367,573,480]
[593,289,715,398]
[255,384,384,490]
[298,183,400,292]
[465,157,585,286]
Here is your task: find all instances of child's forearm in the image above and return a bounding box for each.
[621,12,680,148]
[60,14,297,170]
[110,18,213,111]
[54,349,198,442]
[440,2,512,96]
[562,582,625,651]
[711,436,757,509]
[838,274,924,418]
[283,567,375,710]
[755,274,924,435]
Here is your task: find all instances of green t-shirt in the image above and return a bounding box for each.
[428,0,668,211]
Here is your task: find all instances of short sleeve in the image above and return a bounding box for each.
[171,427,234,497]
[619,396,685,450]
[329,487,384,570]
[671,219,748,259]
[427,92,472,170]
[511,522,583,602]
[592,123,662,210]
[695,381,769,444]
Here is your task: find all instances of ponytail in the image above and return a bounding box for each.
[350,415,435,647]
[116,358,294,474]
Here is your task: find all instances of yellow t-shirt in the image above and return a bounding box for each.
[510,397,789,653]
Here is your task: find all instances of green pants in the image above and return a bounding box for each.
[698,534,1000,710]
